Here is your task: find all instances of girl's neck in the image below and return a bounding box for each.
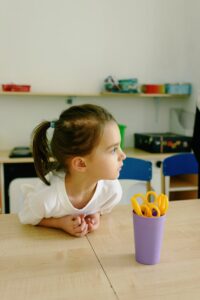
[65,175,98,209]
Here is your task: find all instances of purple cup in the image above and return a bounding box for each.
[133,212,166,265]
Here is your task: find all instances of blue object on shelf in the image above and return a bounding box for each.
[165,83,192,95]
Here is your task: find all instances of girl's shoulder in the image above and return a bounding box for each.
[30,171,64,192]
[48,171,65,183]
[99,179,122,193]
[102,179,121,186]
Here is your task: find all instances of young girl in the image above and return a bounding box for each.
[18,104,126,237]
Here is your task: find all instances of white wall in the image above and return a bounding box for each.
[185,0,200,111]
[0,0,198,149]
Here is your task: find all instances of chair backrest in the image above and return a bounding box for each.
[9,177,39,213]
[162,153,198,176]
[161,153,198,199]
[119,157,152,204]
[119,157,152,181]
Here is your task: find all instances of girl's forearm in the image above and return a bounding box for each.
[38,217,63,229]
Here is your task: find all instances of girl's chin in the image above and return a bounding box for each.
[102,174,119,180]
[112,173,120,180]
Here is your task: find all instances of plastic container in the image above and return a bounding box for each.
[165,83,192,95]
[118,79,138,93]
[134,132,192,153]
[118,124,127,149]
[141,84,165,94]
[133,212,166,265]
[2,84,31,92]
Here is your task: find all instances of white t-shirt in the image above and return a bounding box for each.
[18,172,122,225]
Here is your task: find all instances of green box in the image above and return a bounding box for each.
[118,124,127,149]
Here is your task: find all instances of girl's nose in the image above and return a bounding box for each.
[120,149,126,160]
[122,151,126,160]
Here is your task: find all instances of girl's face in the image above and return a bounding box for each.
[85,121,126,180]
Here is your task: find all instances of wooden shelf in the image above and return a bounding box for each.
[0,91,190,98]
[170,174,198,190]
[168,174,198,200]
[0,92,101,97]
[101,92,189,98]
[170,190,198,201]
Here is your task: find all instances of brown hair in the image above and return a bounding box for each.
[32,104,116,185]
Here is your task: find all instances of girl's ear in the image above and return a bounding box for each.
[71,157,87,172]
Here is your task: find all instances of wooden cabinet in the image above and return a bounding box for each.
[167,174,198,200]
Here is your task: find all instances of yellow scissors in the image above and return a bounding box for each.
[130,191,169,218]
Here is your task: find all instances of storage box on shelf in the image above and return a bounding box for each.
[134,132,192,153]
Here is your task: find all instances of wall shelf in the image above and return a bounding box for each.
[0,92,101,97]
[101,92,189,98]
[0,91,190,99]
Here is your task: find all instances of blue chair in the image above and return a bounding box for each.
[161,153,198,200]
[119,157,152,204]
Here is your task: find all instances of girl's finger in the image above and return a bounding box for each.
[74,220,87,233]
[72,216,81,227]
[75,224,88,237]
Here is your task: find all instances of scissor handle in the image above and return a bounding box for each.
[131,196,143,216]
[148,203,161,217]
[132,193,146,203]
[145,191,158,204]
[140,204,152,217]
[157,194,169,215]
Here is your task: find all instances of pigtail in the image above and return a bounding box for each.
[32,121,52,185]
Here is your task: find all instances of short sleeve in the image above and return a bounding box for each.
[18,188,46,225]
[99,180,122,214]
[18,176,56,225]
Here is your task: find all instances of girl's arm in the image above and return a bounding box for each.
[38,214,89,237]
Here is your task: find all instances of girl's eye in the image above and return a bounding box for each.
[111,147,118,154]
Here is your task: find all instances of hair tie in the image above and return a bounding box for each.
[50,121,56,128]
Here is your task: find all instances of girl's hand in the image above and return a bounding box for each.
[85,212,100,233]
[38,213,101,237]
[61,214,89,237]
[39,214,89,237]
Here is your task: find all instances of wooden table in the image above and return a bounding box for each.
[0,216,116,300]
[1,200,200,300]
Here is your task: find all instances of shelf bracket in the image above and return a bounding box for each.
[65,96,75,105]
[154,97,160,123]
